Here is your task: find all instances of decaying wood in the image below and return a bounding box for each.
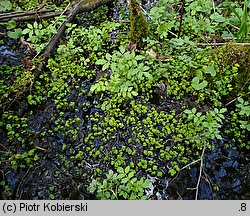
[0,8,61,22]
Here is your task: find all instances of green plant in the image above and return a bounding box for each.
[191,77,208,90]
[62,21,120,62]
[149,0,178,40]
[0,0,12,12]
[191,65,216,90]
[227,0,250,42]
[5,149,39,170]
[3,20,22,39]
[22,21,43,40]
[88,166,149,200]
[236,96,250,131]
[0,18,22,39]
[49,194,55,200]
[184,107,227,140]
[90,46,154,104]
[22,19,62,52]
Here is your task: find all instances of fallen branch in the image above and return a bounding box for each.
[178,0,185,38]
[0,8,62,22]
[0,8,54,19]
[36,0,113,72]
[0,4,45,17]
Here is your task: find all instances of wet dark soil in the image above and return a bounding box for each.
[2,88,249,200]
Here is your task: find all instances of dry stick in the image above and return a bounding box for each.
[212,0,216,14]
[0,9,55,21]
[34,146,47,152]
[202,170,213,196]
[0,5,40,17]
[225,91,250,106]
[195,142,206,200]
[198,42,250,46]
[180,159,201,171]
[0,150,11,154]
[228,22,240,30]
[0,143,8,150]
[13,168,30,199]
[225,78,250,106]
[178,0,185,38]
[60,2,71,17]
[0,11,66,22]
[169,158,201,184]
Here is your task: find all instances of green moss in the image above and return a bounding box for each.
[129,0,148,48]
[219,43,250,100]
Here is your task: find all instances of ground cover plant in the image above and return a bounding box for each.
[0,0,249,200]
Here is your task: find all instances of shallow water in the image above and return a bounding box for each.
[0,45,22,66]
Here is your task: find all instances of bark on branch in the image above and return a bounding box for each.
[0,10,67,22]
[0,3,67,22]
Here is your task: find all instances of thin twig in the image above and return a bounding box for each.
[195,142,206,200]
[0,9,56,21]
[0,150,11,154]
[225,95,242,106]
[60,2,71,17]
[0,4,46,17]
[178,0,185,38]
[228,22,240,30]
[169,31,178,38]
[0,143,8,150]
[110,189,118,200]
[139,3,152,20]
[180,159,201,171]
[169,158,201,184]
[242,78,250,90]
[0,11,66,22]
[225,92,250,106]
[202,170,214,198]
[212,0,216,14]
[34,146,47,151]
[13,168,30,199]
[198,42,250,46]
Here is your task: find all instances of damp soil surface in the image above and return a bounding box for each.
[1,76,249,199]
